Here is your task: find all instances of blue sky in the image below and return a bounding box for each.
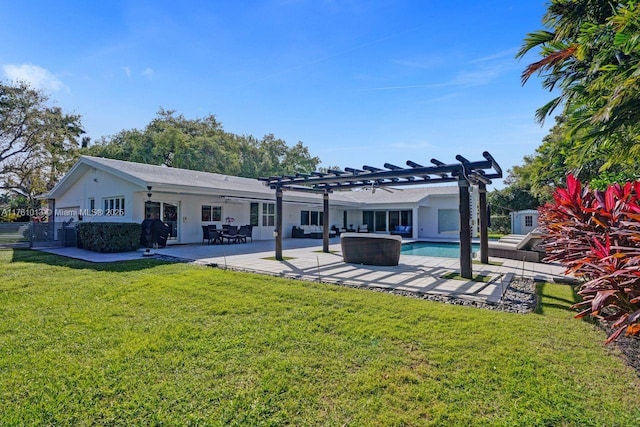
[1,0,554,188]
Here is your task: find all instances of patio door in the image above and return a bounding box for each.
[362,210,388,232]
[145,201,179,241]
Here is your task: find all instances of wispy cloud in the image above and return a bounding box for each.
[122,66,131,78]
[142,67,154,79]
[469,47,518,64]
[355,48,519,92]
[2,63,66,91]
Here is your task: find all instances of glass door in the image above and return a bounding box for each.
[374,211,387,232]
[163,203,178,240]
[144,201,179,241]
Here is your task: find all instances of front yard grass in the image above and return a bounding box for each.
[1,249,639,426]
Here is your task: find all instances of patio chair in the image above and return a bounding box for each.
[236,225,250,243]
[210,229,222,245]
[202,225,215,245]
[221,227,240,244]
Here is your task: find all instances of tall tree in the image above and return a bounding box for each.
[0,81,83,206]
[87,109,320,178]
[518,1,640,172]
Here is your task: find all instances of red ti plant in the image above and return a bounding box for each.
[539,174,640,343]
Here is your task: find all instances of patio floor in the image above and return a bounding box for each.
[38,238,569,305]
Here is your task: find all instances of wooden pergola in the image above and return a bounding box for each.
[258,151,502,279]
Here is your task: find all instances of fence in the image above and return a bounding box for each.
[0,221,78,249]
[0,222,32,248]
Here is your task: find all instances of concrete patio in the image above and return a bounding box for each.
[38,237,569,306]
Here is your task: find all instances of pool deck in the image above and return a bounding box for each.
[37,238,570,305]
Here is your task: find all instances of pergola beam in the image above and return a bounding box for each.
[259,152,502,279]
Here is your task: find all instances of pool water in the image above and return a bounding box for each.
[401,241,480,258]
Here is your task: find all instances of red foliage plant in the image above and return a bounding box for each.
[539,174,640,343]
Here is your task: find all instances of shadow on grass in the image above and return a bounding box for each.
[535,282,599,325]
[535,282,580,314]
[9,248,176,273]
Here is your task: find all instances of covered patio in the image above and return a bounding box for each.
[259,152,503,279]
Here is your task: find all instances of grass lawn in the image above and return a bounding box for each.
[1,249,640,426]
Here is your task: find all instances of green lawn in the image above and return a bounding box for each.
[1,249,639,426]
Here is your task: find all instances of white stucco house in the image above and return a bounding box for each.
[44,156,479,244]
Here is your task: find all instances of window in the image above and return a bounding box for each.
[301,210,323,226]
[89,198,95,211]
[438,209,459,233]
[103,196,125,216]
[389,210,413,229]
[525,215,533,227]
[262,203,275,226]
[201,205,222,222]
[250,203,259,226]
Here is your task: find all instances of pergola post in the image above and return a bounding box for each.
[458,177,472,279]
[478,182,489,264]
[259,152,502,274]
[275,187,283,261]
[322,191,329,253]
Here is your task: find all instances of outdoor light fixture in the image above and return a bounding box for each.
[147,185,153,201]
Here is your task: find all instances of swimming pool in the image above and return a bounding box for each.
[401,241,480,258]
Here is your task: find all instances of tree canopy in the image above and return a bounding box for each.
[510,0,640,199]
[0,81,84,206]
[86,108,320,179]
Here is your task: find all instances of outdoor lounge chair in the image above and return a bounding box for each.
[487,229,545,262]
[341,232,401,266]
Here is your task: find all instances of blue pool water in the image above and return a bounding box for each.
[401,241,480,258]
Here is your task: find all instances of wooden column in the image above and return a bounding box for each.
[458,177,472,279]
[478,182,489,264]
[275,187,283,261]
[322,191,330,253]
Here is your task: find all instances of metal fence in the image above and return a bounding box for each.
[0,221,78,249]
[0,222,31,248]
[31,221,77,248]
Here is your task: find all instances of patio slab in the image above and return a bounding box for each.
[36,238,570,305]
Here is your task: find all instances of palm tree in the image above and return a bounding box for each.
[518,0,640,171]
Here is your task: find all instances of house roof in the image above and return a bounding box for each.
[332,185,457,205]
[48,156,458,206]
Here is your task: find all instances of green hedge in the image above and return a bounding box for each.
[76,222,141,253]
[489,215,511,235]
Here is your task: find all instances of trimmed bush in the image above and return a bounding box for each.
[76,222,141,253]
[489,215,510,234]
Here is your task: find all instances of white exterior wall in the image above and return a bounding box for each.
[54,168,139,223]
[51,161,467,244]
[417,195,461,239]
[58,172,351,244]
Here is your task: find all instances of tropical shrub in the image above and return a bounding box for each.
[539,174,640,343]
[76,222,140,253]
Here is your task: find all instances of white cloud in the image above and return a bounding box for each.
[2,63,65,91]
[142,67,154,79]
[122,66,131,78]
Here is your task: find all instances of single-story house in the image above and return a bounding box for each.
[44,156,481,244]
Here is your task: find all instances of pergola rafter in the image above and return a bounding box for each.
[258,151,502,279]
